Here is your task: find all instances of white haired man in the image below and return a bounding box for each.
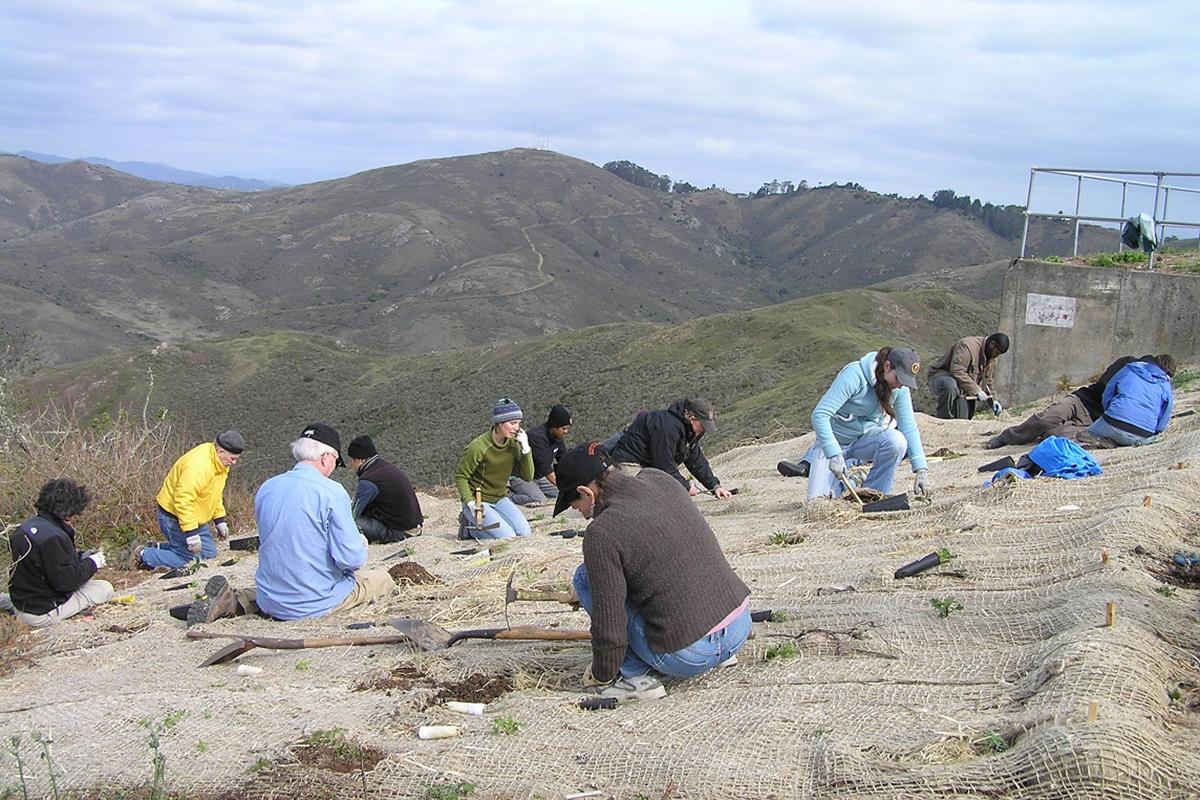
[187,423,395,625]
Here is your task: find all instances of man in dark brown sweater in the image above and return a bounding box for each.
[553,442,751,701]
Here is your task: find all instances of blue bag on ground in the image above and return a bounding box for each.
[1027,436,1102,479]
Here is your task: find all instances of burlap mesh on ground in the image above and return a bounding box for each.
[3,396,1199,799]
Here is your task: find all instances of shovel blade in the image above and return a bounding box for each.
[388,617,454,651]
[201,639,256,667]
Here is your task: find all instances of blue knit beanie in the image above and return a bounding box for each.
[491,397,523,425]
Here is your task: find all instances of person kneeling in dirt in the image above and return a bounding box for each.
[348,435,424,542]
[553,442,751,701]
[129,430,245,571]
[4,479,114,627]
[605,398,733,499]
[508,404,573,506]
[928,333,1008,420]
[802,347,931,501]
[454,398,535,538]
[1079,355,1176,447]
[186,423,395,626]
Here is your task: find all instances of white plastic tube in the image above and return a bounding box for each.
[444,701,486,716]
[418,725,461,740]
[236,664,262,676]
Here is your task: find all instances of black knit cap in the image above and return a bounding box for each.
[552,441,611,517]
[347,435,377,459]
[547,404,572,428]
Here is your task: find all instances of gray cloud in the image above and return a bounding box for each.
[2,0,1196,204]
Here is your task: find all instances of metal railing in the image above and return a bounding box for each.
[1019,168,1200,269]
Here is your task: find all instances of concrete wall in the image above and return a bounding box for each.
[994,259,1200,405]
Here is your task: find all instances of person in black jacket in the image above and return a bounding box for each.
[347,436,424,543]
[5,479,114,627]
[985,355,1166,449]
[509,404,572,506]
[606,398,732,499]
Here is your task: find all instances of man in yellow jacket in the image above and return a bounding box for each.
[135,431,245,570]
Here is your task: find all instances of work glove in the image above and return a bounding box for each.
[87,551,107,569]
[185,534,202,554]
[976,391,989,404]
[215,521,230,540]
[515,429,531,455]
[828,454,847,479]
[912,469,931,498]
[991,399,1003,417]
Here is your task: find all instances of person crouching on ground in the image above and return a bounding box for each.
[508,404,572,506]
[132,430,244,570]
[802,347,931,500]
[5,479,114,627]
[554,442,751,701]
[454,398,534,539]
[348,435,424,542]
[186,423,395,626]
[1083,354,1176,446]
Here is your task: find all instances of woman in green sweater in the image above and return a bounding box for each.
[454,398,535,538]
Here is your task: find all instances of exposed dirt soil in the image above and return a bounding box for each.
[355,663,426,692]
[435,671,514,704]
[292,737,387,774]
[930,447,964,458]
[388,561,438,585]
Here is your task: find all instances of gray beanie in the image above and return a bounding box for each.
[491,398,523,425]
[215,430,246,454]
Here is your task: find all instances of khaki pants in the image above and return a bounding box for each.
[233,569,396,618]
[15,579,115,628]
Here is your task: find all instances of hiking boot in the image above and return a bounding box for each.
[186,575,237,627]
[776,460,808,478]
[598,674,667,701]
[115,541,147,570]
[169,604,190,621]
[984,435,1006,450]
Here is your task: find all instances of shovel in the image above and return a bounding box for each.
[186,629,411,667]
[387,617,591,651]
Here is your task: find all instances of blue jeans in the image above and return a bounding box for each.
[141,508,216,569]
[1087,416,1157,447]
[460,497,532,539]
[804,427,908,499]
[572,564,750,679]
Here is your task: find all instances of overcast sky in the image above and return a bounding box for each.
[2,0,1198,207]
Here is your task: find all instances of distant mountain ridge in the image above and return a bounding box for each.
[13,150,286,191]
[0,148,1112,369]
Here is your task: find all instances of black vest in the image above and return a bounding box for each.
[358,457,423,531]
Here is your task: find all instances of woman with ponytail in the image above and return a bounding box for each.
[802,346,931,500]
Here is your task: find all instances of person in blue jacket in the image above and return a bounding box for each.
[1084,355,1176,446]
[802,347,931,500]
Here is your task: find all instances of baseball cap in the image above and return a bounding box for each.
[684,398,717,434]
[552,441,612,517]
[301,422,345,467]
[888,347,921,390]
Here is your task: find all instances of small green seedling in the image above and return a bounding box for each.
[196,740,208,754]
[1156,584,1176,598]
[764,642,798,662]
[769,610,791,623]
[976,730,1010,753]
[813,726,833,739]
[491,716,521,736]
[295,659,311,671]
[930,597,964,618]
[246,757,272,774]
[1169,688,1183,703]
[937,548,956,564]
[770,530,791,546]
[426,783,476,800]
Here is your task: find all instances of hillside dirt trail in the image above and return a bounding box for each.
[3,386,1200,798]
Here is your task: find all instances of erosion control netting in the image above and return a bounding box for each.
[3,394,1200,799]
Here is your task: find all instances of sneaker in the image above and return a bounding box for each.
[717,654,739,668]
[983,435,1006,450]
[777,460,809,478]
[186,575,237,627]
[598,674,667,701]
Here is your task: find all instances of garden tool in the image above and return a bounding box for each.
[186,629,411,667]
[460,487,500,537]
[387,617,590,652]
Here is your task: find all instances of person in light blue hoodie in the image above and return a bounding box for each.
[802,347,931,500]
[1084,355,1175,446]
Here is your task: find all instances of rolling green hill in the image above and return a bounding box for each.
[21,284,998,488]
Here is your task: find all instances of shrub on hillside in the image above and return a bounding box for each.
[0,401,255,559]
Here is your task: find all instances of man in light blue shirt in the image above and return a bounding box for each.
[186,423,395,626]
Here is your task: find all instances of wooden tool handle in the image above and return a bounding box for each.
[514,590,578,605]
[474,487,484,526]
[187,629,409,649]
[492,626,591,641]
